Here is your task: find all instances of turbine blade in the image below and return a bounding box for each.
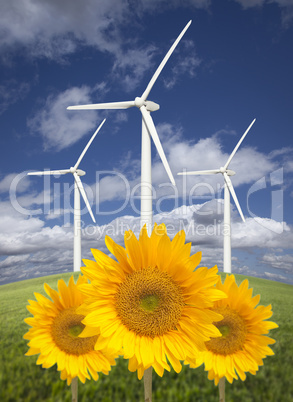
[140,106,175,186]
[141,20,192,101]
[27,169,70,175]
[67,101,135,110]
[73,172,96,223]
[223,172,245,222]
[178,169,221,175]
[74,119,106,169]
[224,118,256,169]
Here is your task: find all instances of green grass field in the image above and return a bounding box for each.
[0,272,292,402]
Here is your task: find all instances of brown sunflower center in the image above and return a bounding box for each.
[51,307,98,355]
[114,266,184,338]
[206,306,247,355]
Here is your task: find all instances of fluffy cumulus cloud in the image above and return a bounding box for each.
[261,253,293,273]
[1,194,292,284]
[1,119,292,284]
[0,0,202,93]
[263,272,288,282]
[27,86,102,151]
[0,0,125,58]
[148,122,277,197]
[0,0,291,62]
[0,0,201,60]
[112,45,158,93]
[0,173,31,194]
[83,202,293,273]
[0,199,74,283]
[80,121,286,220]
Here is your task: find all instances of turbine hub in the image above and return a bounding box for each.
[219,167,226,173]
[134,97,145,108]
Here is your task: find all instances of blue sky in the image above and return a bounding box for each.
[0,0,292,285]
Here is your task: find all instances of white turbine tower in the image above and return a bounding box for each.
[178,119,256,273]
[67,21,192,233]
[28,118,106,272]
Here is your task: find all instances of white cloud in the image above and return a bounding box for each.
[269,148,293,175]
[27,86,101,151]
[2,0,290,65]
[234,265,259,278]
[0,0,206,61]
[0,195,292,284]
[1,116,292,284]
[261,253,293,273]
[0,249,74,284]
[263,271,288,282]
[0,254,30,269]
[163,40,202,89]
[82,203,293,279]
[112,45,157,92]
[77,121,287,224]
[83,202,293,252]
[232,218,292,248]
[0,173,31,194]
[0,197,70,253]
[112,35,200,92]
[0,0,125,58]
[94,172,136,204]
[150,122,277,196]
[0,1,202,94]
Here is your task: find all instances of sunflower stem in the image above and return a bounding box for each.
[219,377,225,402]
[144,367,152,402]
[71,377,78,402]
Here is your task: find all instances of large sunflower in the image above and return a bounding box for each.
[186,274,278,385]
[24,275,116,385]
[77,224,226,379]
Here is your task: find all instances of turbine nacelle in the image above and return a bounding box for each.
[178,119,256,223]
[145,100,160,112]
[67,21,193,188]
[70,167,86,176]
[220,167,235,176]
[134,97,160,112]
[27,119,106,224]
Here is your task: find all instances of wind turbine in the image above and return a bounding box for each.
[67,21,192,233]
[27,118,106,272]
[178,119,256,273]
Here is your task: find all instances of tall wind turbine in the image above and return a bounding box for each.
[67,21,192,233]
[178,119,256,273]
[27,118,106,272]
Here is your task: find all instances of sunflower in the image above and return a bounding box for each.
[77,223,226,379]
[185,274,278,385]
[24,275,116,385]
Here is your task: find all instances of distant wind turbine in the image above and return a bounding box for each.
[178,119,256,273]
[67,21,192,233]
[28,118,106,272]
